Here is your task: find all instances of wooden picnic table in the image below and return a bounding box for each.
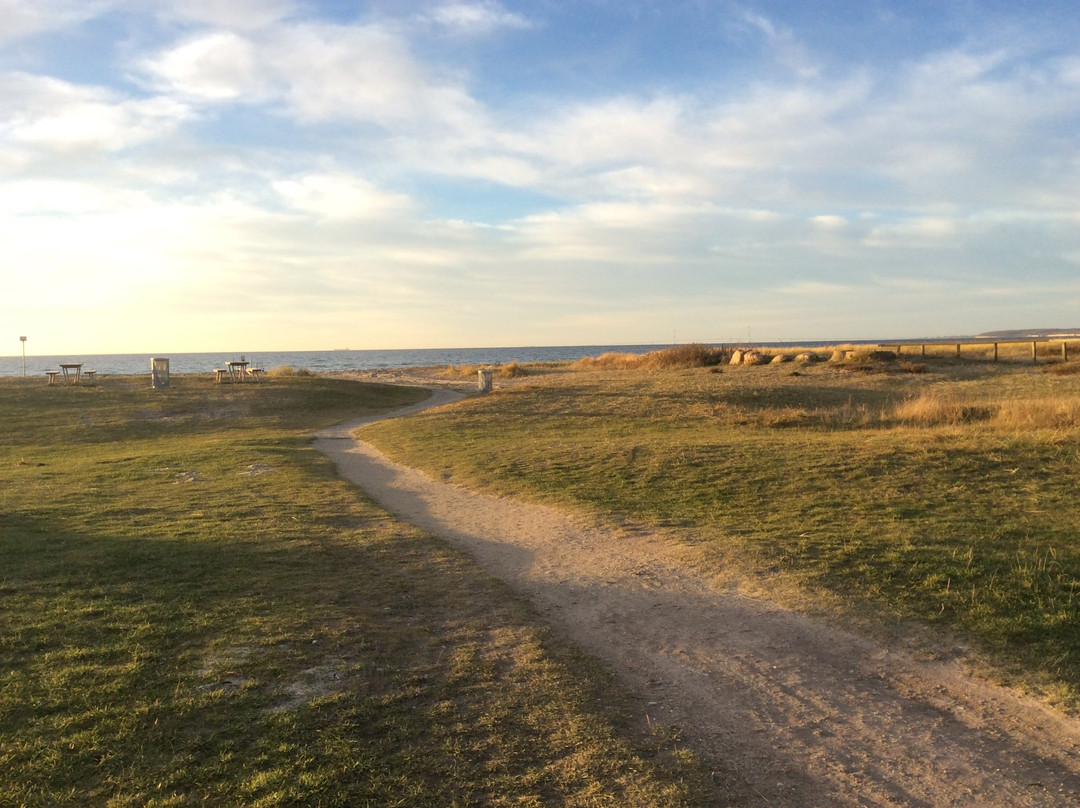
[226,360,249,382]
[59,363,83,385]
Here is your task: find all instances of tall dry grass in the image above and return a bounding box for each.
[442,361,531,379]
[267,365,314,377]
[574,344,730,371]
[890,392,1080,429]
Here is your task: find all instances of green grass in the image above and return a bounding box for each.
[363,358,1080,709]
[0,375,716,807]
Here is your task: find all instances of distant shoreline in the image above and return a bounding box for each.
[4,333,1080,376]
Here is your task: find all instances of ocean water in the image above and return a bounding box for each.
[0,339,920,378]
[0,344,678,377]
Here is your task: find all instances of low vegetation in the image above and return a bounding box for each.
[364,349,1080,710]
[442,360,532,379]
[266,364,314,377]
[574,343,729,370]
[0,375,716,806]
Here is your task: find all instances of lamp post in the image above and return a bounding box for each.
[19,336,26,377]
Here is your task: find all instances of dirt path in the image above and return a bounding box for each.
[314,389,1080,807]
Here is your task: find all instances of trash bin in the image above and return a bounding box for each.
[151,357,170,389]
[477,369,493,393]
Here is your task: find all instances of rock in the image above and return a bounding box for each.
[743,351,767,365]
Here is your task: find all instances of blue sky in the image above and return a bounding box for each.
[2,0,1079,353]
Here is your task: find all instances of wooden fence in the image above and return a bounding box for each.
[880,340,1076,363]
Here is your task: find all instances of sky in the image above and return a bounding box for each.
[2,0,1080,354]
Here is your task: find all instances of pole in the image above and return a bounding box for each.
[19,336,26,377]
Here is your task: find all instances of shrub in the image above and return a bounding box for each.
[499,361,529,378]
[267,365,313,377]
[442,362,530,379]
[574,344,730,371]
[891,393,993,425]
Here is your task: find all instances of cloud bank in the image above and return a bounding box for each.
[2,0,1079,352]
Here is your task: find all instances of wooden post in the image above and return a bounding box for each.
[956,344,962,358]
[921,344,926,357]
[1032,342,1038,364]
[1062,341,1069,362]
[993,343,999,362]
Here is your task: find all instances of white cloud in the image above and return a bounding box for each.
[863,217,959,247]
[810,215,848,230]
[0,0,117,44]
[531,96,688,168]
[0,72,190,152]
[270,23,483,129]
[152,0,297,29]
[424,1,531,34]
[732,8,821,80]
[272,173,414,220]
[139,31,265,101]
[5,2,1080,352]
[138,22,487,134]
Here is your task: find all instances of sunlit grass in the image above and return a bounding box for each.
[364,357,1080,709]
[0,375,717,806]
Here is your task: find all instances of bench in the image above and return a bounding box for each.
[214,368,228,382]
[45,370,59,385]
[83,370,97,385]
[247,367,265,382]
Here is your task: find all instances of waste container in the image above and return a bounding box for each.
[151,357,170,389]
[477,369,493,393]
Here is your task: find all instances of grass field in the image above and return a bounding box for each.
[363,349,1080,711]
[0,374,716,807]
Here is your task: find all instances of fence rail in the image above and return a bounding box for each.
[880,340,1076,363]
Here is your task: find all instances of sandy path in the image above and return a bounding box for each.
[314,389,1080,807]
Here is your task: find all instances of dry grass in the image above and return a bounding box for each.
[267,364,314,377]
[890,391,1080,429]
[890,393,995,425]
[574,344,730,371]
[442,360,532,379]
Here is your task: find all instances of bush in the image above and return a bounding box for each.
[267,365,313,377]
[441,362,530,379]
[574,344,730,371]
[499,361,529,378]
[891,393,993,425]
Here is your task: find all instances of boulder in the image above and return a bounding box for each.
[743,351,767,366]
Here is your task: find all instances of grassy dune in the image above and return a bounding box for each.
[0,375,715,807]
[364,348,1080,710]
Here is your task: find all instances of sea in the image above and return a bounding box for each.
[0,339,924,378]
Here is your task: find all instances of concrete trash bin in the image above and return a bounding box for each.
[151,357,170,389]
[477,369,493,393]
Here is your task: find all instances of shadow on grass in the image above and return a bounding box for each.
[1,505,715,806]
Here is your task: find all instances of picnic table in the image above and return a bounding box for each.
[59,363,83,385]
[226,360,249,382]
